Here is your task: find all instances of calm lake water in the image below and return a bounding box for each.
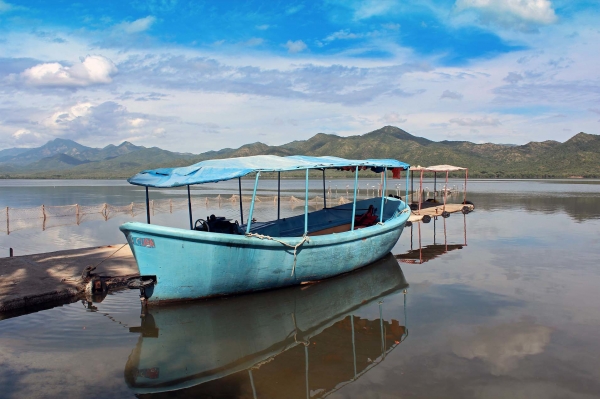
[1,179,600,398]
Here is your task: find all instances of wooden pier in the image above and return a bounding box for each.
[0,245,138,315]
[408,203,474,222]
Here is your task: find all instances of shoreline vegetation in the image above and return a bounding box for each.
[1,126,599,180]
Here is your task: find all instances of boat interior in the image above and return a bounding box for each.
[246,197,404,238]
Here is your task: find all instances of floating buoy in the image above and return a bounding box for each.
[405,221,412,227]
[462,206,471,214]
[441,211,450,218]
[422,215,431,223]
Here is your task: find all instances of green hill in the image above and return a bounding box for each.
[1,126,599,179]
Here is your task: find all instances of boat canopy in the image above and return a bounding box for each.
[128,155,410,188]
[423,165,467,172]
[410,165,466,172]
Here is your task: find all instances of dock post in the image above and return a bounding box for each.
[277,172,281,220]
[76,204,80,225]
[9,248,13,257]
[5,206,8,235]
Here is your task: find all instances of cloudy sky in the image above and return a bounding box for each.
[0,0,599,152]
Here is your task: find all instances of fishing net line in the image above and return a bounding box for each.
[1,194,356,235]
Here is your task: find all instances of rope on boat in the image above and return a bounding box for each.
[245,233,310,277]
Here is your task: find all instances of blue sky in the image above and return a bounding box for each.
[0,0,599,152]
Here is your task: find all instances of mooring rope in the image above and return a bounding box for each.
[245,233,310,276]
[90,243,128,271]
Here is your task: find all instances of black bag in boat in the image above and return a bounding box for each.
[195,214,240,234]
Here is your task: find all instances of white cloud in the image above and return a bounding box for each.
[380,112,407,124]
[11,129,43,146]
[20,55,117,87]
[116,16,156,34]
[382,23,401,31]
[352,0,397,20]
[324,29,363,42]
[449,116,501,126]
[453,320,552,375]
[256,24,270,31]
[455,0,557,30]
[0,0,15,13]
[285,40,307,53]
[441,90,463,100]
[244,37,264,47]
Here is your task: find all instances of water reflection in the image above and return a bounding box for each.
[396,215,468,264]
[124,254,409,398]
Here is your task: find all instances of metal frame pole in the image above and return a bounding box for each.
[351,314,357,379]
[238,177,244,223]
[434,172,437,196]
[443,170,449,212]
[145,187,150,224]
[277,171,281,220]
[246,172,261,233]
[322,169,327,209]
[411,170,414,203]
[350,166,359,231]
[304,169,309,235]
[405,167,409,205]
[187,185,193,229]
[248,370,258,399]
[379,167,387,223]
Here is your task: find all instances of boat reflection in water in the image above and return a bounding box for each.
[124,253,409,398]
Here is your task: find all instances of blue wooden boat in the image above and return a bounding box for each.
[120,155,411,304]
[124,253,409,396]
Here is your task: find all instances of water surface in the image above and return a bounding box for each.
[0,179,599,398]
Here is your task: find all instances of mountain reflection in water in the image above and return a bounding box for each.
[124,254,409,398]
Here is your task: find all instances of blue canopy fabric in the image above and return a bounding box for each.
[128,155,410,188]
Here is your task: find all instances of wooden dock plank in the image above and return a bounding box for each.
[0,245,138,314]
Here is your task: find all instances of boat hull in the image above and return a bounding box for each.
[120,201,409,303]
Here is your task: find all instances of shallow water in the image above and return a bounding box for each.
[1,179,600,398]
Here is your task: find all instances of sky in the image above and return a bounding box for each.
[0,0,599,153]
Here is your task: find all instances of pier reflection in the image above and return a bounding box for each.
[124,254,409,398]
[396,214,468,264]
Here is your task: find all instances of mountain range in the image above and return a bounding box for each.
[1,126,599,179]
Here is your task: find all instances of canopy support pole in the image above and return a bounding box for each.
[405,168,409,206]
[443,171,449,212]
[305,344,310,399]
[145,187,150,224]
[304,169,309,235]
[238,177,244,224]
[322,169,327,209]
[379,167,387,223]
[418,170,424,215]
[351,167,359,231]
[464,169,468,203]
[246,172,260,234]
[434,172,437,196]
[248,370,258,399]
[379,301,385,358]
[187,185,193,230]
[411,170,414,203]
[351,314,357,379]
[277,171,281,220]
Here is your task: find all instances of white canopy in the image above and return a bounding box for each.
[424,165,467,172]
